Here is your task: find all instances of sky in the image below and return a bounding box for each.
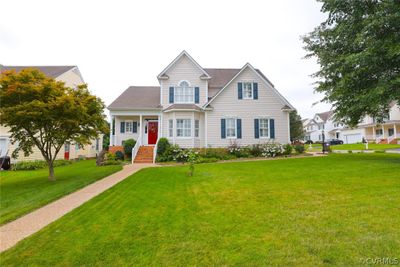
[0,0,332,119]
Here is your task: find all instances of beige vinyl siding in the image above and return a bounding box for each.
[68,136,103,159]
[1,124,102,162]
[56,68,85,88]
[161,54,207,107]
[161,111,204,148]
[114,116,141,146]
[206,67,290,147]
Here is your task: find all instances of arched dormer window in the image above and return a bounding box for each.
[175,80,194,103]
[179,80,190,87]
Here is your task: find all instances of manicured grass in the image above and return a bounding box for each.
[0,160,122,225]
[1,154,399,266]
[331,143,400,151]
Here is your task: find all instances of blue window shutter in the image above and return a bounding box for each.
[120,121,125,133]
[237,119,242,139]
[254,119,259,139]
[195,87,200,103]
[253,83,258,99]
[221,119,226,139]
[169,87,174,103]
[112,118,115,135]
[270,118,275,139]
[238,82,243,99]
[132,122,138,133]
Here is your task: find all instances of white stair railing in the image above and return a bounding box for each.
[153,138,160,164]
[131,135,142,164]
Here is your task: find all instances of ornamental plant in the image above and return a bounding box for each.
[261,142,284,158]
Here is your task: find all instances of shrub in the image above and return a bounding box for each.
[115,150,124,161]
[106,152,117,161]
[123,139,136,159]
[103,160,121,165]
[203,148,230,159]
[227,141,251,158]
[157,138,170,156]
[261,142,284,158]
[250,144,263,157]
[283,144,293,155]
[13,159,72,171]
[53,160,73,167]
[294,144,305,154]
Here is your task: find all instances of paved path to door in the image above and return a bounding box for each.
[0,163,155,253]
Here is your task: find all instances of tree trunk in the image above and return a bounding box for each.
[48,161,56,181]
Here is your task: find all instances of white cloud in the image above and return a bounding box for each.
[0,0,331,119]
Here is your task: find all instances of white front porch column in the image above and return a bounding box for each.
[139,115,143,144]
[394,124,397,138]
[158,115,161,139]
[373,126,376,139]
[205,112,208,148]
[382,125,385,139]
[160,114,163,138]
[110,115,114,146]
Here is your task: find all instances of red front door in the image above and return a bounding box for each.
[64,143,70,160]
[148,122,158,145]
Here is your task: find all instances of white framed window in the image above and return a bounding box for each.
[125,122,133,133]
[175,80,194,103]
[243,82,253,99]
[195,120,199,137]
[226,118,237,138]
[169,119,173,137]
[259,118,269,138]
[176,119,191,137]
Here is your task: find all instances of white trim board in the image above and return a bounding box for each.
[157,50,211,80]
[203,63,295,110]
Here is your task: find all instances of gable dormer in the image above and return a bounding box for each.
[158,51,210,107]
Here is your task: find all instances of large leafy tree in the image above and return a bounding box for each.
[289,110,304,141]
[303,0,400,126]
[0,69,107,181]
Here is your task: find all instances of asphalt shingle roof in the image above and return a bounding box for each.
[108,86,161,110]
[0,65,76,78]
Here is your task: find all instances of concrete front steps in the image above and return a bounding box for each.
[134,146,154,163]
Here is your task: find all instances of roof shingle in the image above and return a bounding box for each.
[108,86,161,110]
[0,65,76,78]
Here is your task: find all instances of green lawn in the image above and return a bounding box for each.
[331,143,400,151]
[0,160,122,225]
[1,154,399,266]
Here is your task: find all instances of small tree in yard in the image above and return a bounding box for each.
[187,150,199,177]
[0,69,107,181]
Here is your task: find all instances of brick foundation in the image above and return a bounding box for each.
[109,146,124,154]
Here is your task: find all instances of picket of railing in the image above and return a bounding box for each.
[131,134,142,164]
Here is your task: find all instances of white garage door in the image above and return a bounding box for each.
[344,134,362,144]
[0,138,8,156]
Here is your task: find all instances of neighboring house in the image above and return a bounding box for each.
[354,102,400,144]
[303,103,400,144]
[0,65,103,162]
[108,51,295,162]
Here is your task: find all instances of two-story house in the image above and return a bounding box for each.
[303,111,342,142]
[108,51,295,162]
[0,65,103,163]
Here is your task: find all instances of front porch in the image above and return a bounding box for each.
[109,111,162,163]
[363,122,400,144]
[110,113,161,147]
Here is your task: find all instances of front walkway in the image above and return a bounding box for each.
[0,163,155,253]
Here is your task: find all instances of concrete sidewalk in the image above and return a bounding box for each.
[0,163,155,253]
